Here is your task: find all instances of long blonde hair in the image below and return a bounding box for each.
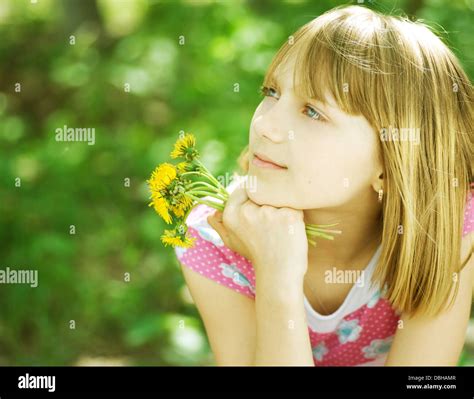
[238,5,473,317]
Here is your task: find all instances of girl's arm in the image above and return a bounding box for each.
[180,260,315,366]
[204,181,314,365]
[385,232,474,366]
[180,262,257,366]
[253,268,314,366]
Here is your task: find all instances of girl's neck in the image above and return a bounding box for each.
[303,189,383,272]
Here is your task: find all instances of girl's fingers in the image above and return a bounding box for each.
[207,213,231,245]
[212,210,223,222]
[225,180,249,213]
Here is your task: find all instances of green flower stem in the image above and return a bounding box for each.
[199,175,228,197]
[308,223,337,229]
[181,171,211,179]
[305,226,342,235]
[194,160,221,184]
[305,230,336,240]
[186,189,227,202]
[307,222,340,228]
[194,160,228,194]
[185,190,226,202]
[186,181,224,195]
[313,229,342,235]
[186,194,225,211]
[182,204,195,222]
[181,170,228,197]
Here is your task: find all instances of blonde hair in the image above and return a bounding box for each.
[237,5,473,317]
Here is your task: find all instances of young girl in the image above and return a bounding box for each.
[174,5,474,366]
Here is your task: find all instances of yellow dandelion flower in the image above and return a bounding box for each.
[176,161,197,173]
[161,228,195,248]
[170,133,198,161]
[148,163,177,191]
[147,163,179,224]
[177,162,187,172]
[149,195,172,224]
[170,194,193,218]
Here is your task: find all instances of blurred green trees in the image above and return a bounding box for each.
[0,0,473,365]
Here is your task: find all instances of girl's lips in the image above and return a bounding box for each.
[252,154,287,170]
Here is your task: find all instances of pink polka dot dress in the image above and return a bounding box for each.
[175,189,474,366]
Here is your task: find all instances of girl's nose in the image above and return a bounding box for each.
[254,114,287,143]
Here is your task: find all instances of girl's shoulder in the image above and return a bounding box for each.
[462,189,474,237]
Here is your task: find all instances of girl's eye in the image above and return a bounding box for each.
[259,85,326,122]
[259,85,279,99]
[303,105,325,122]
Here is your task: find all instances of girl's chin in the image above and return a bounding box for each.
[245,189,265,205]
[246,189,284,207]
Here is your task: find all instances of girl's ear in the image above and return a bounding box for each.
[372,172,384,194]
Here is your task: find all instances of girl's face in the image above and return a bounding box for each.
[247,60,383,210]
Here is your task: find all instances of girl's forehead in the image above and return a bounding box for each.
[271,58,313,95]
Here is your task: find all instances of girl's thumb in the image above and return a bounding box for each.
[207,213,222,230]
[207,213,229,242]
[212,210,223,221]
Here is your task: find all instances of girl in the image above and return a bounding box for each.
[174,5,474,366]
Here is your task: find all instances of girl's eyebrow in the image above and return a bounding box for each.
[267,73,282,88]
[308,94,338,116]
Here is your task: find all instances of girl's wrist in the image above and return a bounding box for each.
[255,264,306,300]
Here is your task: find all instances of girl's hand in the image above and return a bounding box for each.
[207,182,308,284]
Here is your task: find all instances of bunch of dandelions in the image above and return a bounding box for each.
[147,133,341,249]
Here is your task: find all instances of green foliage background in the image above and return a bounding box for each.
[0,0,473,365]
